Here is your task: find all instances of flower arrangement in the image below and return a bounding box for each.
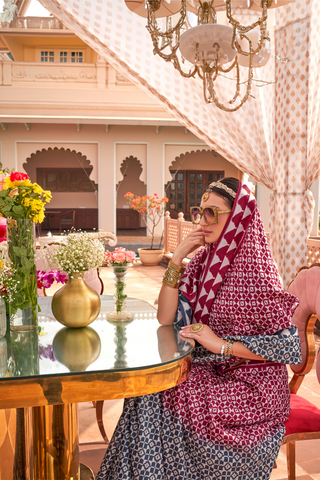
[0,171,52,223]
[37,270,68,290]
[41,231,105,274]
[0,170,52,327]
[124,192,168,249]
[104,248,136,320]
[104,247,136,266]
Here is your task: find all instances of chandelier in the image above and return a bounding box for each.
[124,0,294,112]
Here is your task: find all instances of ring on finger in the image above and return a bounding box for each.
[190,323,204,333]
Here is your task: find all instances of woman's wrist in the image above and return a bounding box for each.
[171,253,184,265]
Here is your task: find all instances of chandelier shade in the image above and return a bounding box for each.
[186,1,254,14]
[253,0,295,8]
[179,24,236,66]
[125,0,183,18]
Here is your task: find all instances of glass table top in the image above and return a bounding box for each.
[0,296,194,381]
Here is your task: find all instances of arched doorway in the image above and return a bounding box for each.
[116,156,146,234]
[24,147,98,232]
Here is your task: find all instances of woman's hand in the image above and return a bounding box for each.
[172,226,205,265]
[179,324,224,354]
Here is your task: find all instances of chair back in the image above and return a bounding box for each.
[288,264,320,377]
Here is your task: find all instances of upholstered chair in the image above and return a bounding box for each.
[282,263,320,480]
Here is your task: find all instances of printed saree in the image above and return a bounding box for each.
[97,183,302,480]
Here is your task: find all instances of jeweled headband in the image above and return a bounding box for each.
[202,181,237,202]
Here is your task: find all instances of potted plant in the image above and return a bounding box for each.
[124,192,168,265]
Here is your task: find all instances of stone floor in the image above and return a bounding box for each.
[48,262,320,479]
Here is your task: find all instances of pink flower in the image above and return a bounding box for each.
[111,252,126,263]
[126,251,136,262]
[115,247,126,252]
[104,251,111,260]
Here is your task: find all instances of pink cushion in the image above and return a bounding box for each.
[288,266,320,374]
[284,393,320,436]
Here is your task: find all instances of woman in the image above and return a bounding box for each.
[97,178,301,480]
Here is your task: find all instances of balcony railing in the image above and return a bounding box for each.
[164,211,320,266]
[1,16,66,29]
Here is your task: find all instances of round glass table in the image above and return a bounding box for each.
[0,296,194,480]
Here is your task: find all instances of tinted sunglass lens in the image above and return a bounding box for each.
[191,208,201,224]
[203,208,216,225]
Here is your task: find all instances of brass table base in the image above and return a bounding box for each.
[13,404,82,480]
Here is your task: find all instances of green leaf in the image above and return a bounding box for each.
[13,246,22,257]
[12,205,24,215]
[2,203,12,211]
[0,190,9,197]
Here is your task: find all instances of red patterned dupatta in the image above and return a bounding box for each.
[179,182,298,331]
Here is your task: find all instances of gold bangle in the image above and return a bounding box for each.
[162,261,185,289]
[225,340,234,357]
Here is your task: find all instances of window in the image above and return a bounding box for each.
[36,168,97,193]
[71,51,83,63]
[41,51,54,62]
[60,51,68,63]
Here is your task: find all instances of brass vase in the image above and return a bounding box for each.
[53,327,101,372]
[52,272,101,328]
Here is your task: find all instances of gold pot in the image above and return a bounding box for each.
[52,272,101,328]
[53,326,101,372]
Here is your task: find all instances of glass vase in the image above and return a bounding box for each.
[0,337,7,378]
[10,328,39,376]
[0,297,6,337]
[107,265,133,322]
[7,219,38,330]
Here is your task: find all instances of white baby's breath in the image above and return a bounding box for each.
[41,231,105,274]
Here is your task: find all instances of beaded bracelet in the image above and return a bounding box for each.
[220,342,226,356]
[162,261,185,289]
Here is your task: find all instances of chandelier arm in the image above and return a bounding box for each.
[217,59,238,74]
[226,0,269,57]
[145,0,198,78]
[203,57,254,112]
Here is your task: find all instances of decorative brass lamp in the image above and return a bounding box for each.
[124,0,295,111]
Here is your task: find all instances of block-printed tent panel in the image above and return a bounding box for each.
[39,0,320,286]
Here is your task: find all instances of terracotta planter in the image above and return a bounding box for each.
[138,248,164,266]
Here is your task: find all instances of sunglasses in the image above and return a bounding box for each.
[190,206,231,225]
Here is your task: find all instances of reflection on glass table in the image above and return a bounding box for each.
[3,296,194,378]
[0,296,194,480]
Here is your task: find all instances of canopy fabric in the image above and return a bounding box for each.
[39,0,320,286]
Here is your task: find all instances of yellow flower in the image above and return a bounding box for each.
[12,179,31,187]
[22,198,31,207]
[4,178,13,190]
[0,261,3,269]
[32,183,44,195]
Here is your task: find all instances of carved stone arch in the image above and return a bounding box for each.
[169,149,219,173]
[23,147,96,182]
[23,147,98,196]
[116,156,146,209]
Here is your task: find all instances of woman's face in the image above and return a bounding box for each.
[199,192,232,244]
